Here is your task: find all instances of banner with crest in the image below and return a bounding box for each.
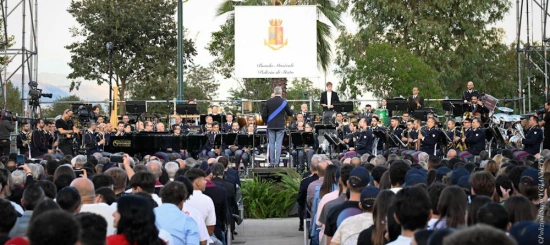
[234,6,317,78]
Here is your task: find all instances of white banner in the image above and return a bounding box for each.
[234,6,318,78]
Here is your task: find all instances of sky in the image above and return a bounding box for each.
[4,0,547,104]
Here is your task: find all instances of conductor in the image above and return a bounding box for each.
[320,82,340,111]
[262,86,294,168]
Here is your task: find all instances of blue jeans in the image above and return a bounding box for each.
[268,129,285,166]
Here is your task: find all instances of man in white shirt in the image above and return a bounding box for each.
[177,176,213,245]
[330,186,378,245]
[387,186,432,245]
[184,168,217,237]
[71,178,116,235]
[320,82,340,112]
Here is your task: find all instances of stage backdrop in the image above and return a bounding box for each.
[234,6,318,78]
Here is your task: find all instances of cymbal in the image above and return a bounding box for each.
[497,107,514,113]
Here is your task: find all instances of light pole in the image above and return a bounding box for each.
[177,0,184,103]
[107,42,114,115]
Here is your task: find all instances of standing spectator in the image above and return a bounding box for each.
[56,186,82,214]
[176,176,211,245]
[154,181,200,245]
[0,199,18,244]
[71,178,116,235]
[9,183,44,237]
[202,164,228,243]
[129,171,162,206]
[76,212,108,245]
[103,167,128,200]
[107,195,166,245]
[26,210,81,245]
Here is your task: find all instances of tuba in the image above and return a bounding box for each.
[509,123,525,149]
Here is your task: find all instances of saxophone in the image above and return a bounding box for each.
[22,131,32,147]
[457,125,467,151]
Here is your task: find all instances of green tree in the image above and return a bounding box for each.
[41,95,83,118]
[5,81,22,115]
[286,78,322,112]
[130,65,219,114]
[336,43,442,99]
[208,0,343,97]
[336,0,513,100]
[66,0,197,101]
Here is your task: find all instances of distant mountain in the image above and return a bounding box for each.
[8,73,109,103]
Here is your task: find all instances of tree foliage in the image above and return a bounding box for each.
[337,43,441,99]
[66,0,197,102]
[5,81,22,115]
[336,0,515,100]
[41,95,83,119]
[286,78,322,112]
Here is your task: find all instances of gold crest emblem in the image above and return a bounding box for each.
[264,19,288,50]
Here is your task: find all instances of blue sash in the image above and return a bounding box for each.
[267,100,287,123]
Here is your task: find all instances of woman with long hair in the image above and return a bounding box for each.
[319,165,338,198]
[107,195,165,245]
[504,195,537,224]
[356,190,395,245]
[433,186,468,229]
[467,196,493,226]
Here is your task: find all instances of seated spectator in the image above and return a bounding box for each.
[388,186,432,245]
[75,212,108,245]
[389,160,410,193]
[103,167,128,200]
[175,176,211,245]
[95,187,116,206]
[36,180,57,199]
[432,186,467,229]
[154,181,200,245]
[356,190,395,245]
[129,171,162,206]
[504,195,537,224]
[0,199,18,244]
[477,203,511,232]
[469,171,495,197]
[443,224,516,245]
[30,199,61,223]
[92,174,114,190]
[0,168,24,214]
[185,168,217,239]
[467,196,493,226]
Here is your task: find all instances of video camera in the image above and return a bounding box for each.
[28,81,53,107]
[0,109,16,121]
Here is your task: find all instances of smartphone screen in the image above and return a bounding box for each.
[16,155,25,165]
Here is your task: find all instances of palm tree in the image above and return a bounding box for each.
[215,0,342,98]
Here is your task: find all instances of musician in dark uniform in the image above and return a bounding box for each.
[84,123,104,157]
[355,118,374,155]
[30,119,49,158]
[262,86,294,167]
[462,81,481,102]
[389,117,403,139]
[446,120,462,146]
[518,116,543,155]
[299,104,311,122]
[223,114,234,132]
[320,82,340,111]
[463,117,485,155]
[407,87,424,113]
[171,115,189,132]
[202,122,222,159]
[468,95,489,119]
[16,122,31,156]
[291,122,318,172]
[56,109,78,156]
[290,113,306,131]
[371,116,385,154]
[419,118,441,155]
[359,104,374,122]
[224,122,248,169]
[201,115,213,134]
[343,122,358,151]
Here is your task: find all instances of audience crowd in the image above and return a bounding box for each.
[298,150,550,245]
[0,152,242,245]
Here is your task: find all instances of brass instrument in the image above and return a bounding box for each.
[416,126,427,151]
[22,131,32,147]
[457,125,467,151]
[342,117,350,125]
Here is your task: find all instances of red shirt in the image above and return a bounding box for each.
[107,234,131,245]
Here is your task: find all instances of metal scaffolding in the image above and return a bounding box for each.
[0,0,38,114]
[517,0,550,114]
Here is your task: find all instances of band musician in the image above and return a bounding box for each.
[30,119,50,158]
[225,122,249,170]
[407,87,424,113]
[389,117,403,139]
[223,114,234,132]
[468,95,489,122]
[16,122,31,156]
[461,117,486,156]
[355,118,374,155]
[418,118,441,155]
[202,122,222,158]
[462,81,481,102]
[516,116,543,155]
[320,82,340,111]
[299,104,311,122]
[84,123,104,157]
[445,120,462,146]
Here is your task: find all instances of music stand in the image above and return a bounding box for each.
[412,110,429,122]
[334,102,354,113]
[187,134,207,159]
[211,115,222,124]
[126,101,146,115]
[224,133,237,146]
[176,104,199,115]
[442,100,462,112]
[290,132,304,149]
[387,99,408,113]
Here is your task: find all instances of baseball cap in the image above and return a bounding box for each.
[199,161,212,176]
[457,175,471,190]
[510,221,550,245]
[451,167,470,185]
[520,168,542,187]
[360,185,380,210]
[404,174,427,187]
[349,167,370,188]
[436,167,452,182]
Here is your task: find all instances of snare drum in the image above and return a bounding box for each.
[237,114,247,128]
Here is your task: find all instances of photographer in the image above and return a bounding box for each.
[0,110,15,156]
[56,109,79,156]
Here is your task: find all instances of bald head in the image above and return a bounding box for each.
[70,178,96,204]
[146,160,162,179]
[467,81,474,90]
